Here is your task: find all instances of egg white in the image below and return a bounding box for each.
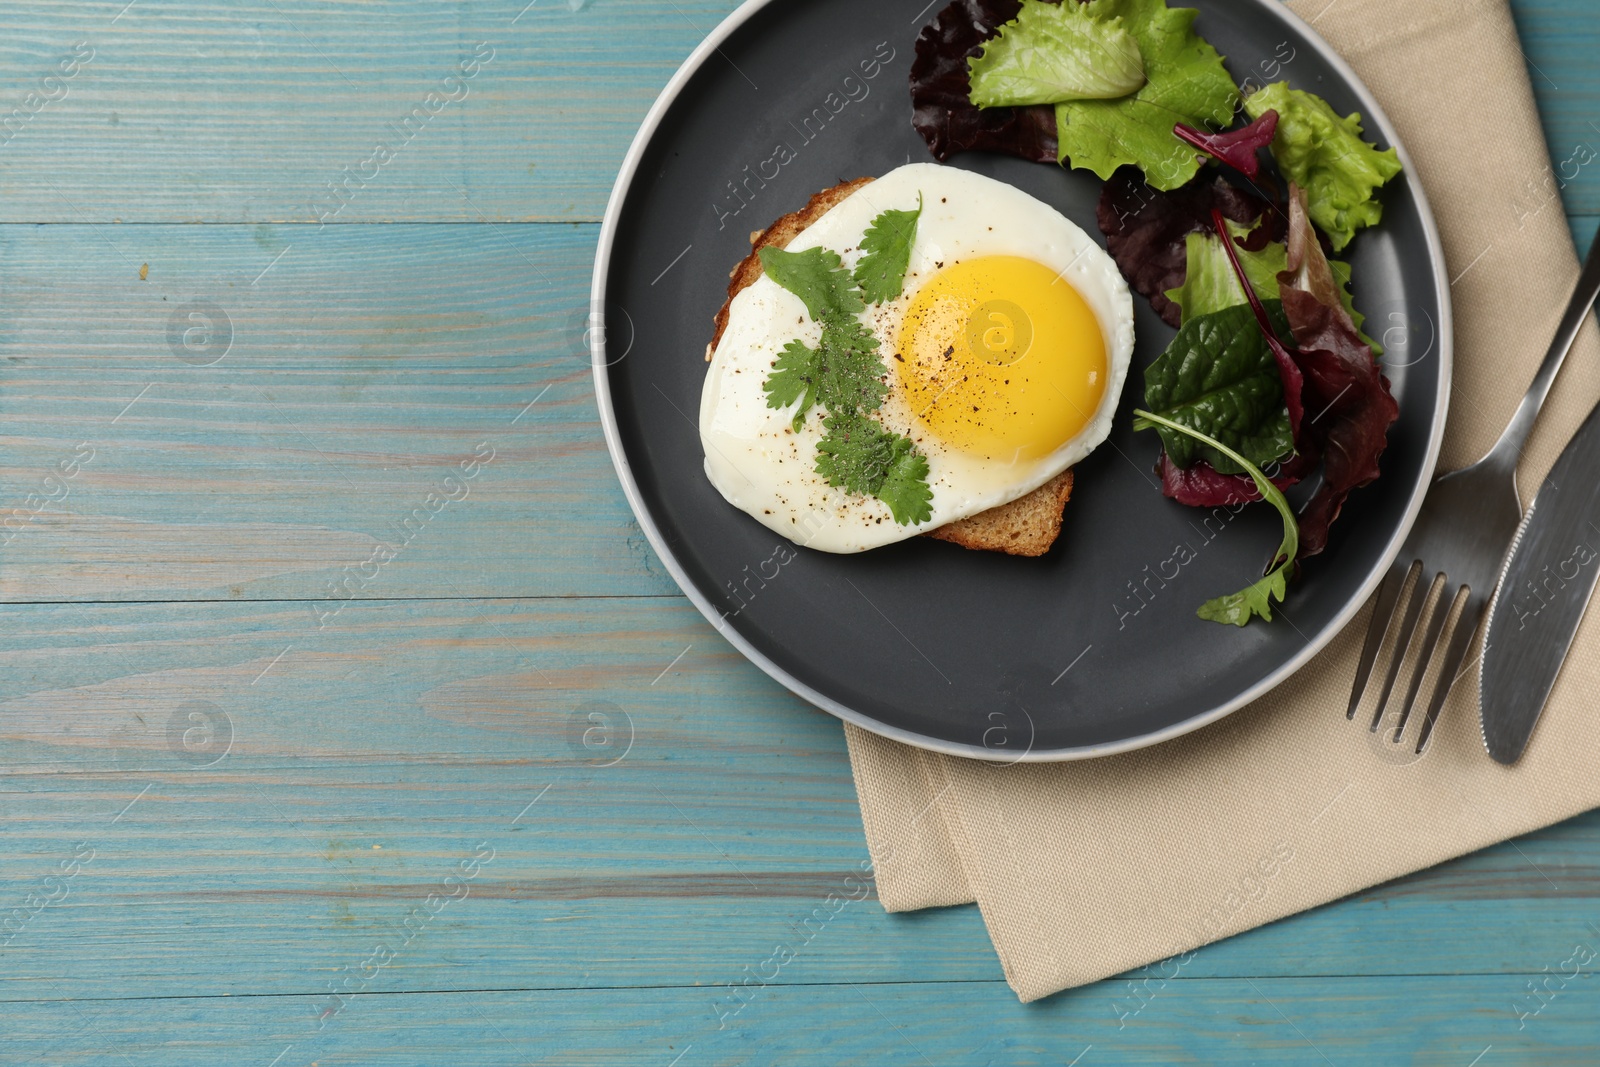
[699,163,1134,554]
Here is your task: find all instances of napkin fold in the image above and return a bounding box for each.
[847,0,1600,1002]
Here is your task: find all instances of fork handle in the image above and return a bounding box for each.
[1483,227,1600,472]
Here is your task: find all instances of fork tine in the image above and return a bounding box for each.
[1389,581,1457,742]
[1367,566,1433,732]
[1414,590,1484,754]
[1348,559,1420,721]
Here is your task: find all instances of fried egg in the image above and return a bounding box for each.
[699,163,1134,554]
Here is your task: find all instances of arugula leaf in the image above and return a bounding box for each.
[969,0,1146,106]
[1054,0,1239,191]
[1133,408,1299,625]
[814,413,934,525]
[854,197,924,305]
[1244,82,1402,252]
[759,245,866,321]
[1165,222,1380,352]
[763,339,821,432]
[1136,300,1295,474]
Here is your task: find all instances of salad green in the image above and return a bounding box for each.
[1244,82,1402,251]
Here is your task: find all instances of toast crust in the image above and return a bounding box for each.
[708,178,1076,557]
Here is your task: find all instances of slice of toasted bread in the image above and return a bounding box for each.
[709,178,1075,557]
[926,469,1074,557]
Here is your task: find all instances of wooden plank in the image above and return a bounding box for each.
[0,221,677,600]
[1,213,1592,606]
[5,977,1599,1065]
[1516,0,1600,217]
[2,597,1599,1002]
[0,0,744,223]
[0,0,1592,221]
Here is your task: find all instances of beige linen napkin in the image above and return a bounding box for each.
[846,0,1600,1002]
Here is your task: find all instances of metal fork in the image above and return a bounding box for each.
[1348,231,1600,754]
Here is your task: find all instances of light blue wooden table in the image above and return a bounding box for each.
[2,2,1598,1063]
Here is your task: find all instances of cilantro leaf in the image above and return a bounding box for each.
[968,0,1146,106]
[876,439,935,527]
[763,339,821,431]
[1054,0,1240,191]
[816,315,890,415]
[1244,82,1402,252]
[1165,222,1381,352]
[760,230,933,529]
[815,412,897,496]
[1133,408,1299,625]
[1136,299,1296,474]
[759,245,866,321]
[853,196,924,305]
[814,413,933,527]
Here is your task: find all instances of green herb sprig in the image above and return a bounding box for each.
[758,201,931,527]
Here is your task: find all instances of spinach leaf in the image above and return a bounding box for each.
[1136,300,1296,474]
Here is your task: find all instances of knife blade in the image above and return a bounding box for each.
[1480,401,1600,764]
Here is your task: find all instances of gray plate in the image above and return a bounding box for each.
[592,0,1450,760]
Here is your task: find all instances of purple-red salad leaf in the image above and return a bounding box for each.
[1096,169,1275,327]
[1278,185,1399,557]
[1157,440,1315,507]
[910,0,1061,164]
[1173,109,1278,180]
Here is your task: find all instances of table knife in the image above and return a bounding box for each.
[1480,400,1600,764]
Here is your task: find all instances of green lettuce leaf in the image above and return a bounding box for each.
[1136,300,1295,474]
[1054,0,1239,191]
[1164,222,1287,322]
[1164,221,1380,352]
[969,0,1145,106]
[1244,82,1402,252]
[1133,408,1300,626]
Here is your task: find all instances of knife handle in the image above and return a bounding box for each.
[1485,229,1600,475]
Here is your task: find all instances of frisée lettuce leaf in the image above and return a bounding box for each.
[1244,82,1402,251]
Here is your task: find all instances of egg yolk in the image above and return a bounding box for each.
[895,255,1107,462]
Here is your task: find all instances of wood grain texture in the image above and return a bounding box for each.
[5,979,1600,1065]
[2,597,1600,1008]
[0,222,676,601]
[0,0,1593,221]
[1,0,1598,1063]
[0,0,745,223]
